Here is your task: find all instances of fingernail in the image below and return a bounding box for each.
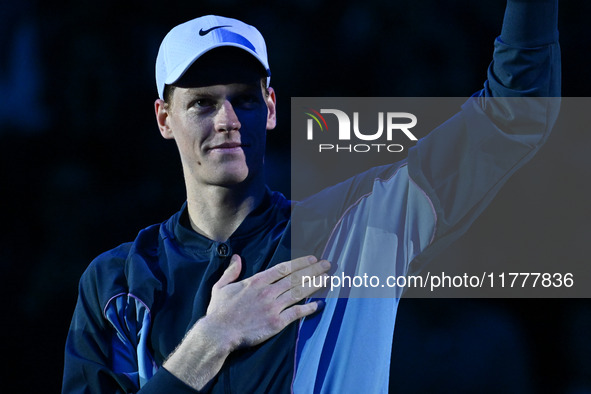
[316,300,326,311]
[321,260,331,269]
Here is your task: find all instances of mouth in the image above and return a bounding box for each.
[207,142,248,153]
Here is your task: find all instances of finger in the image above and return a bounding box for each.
[212,254,242,289]
[257,255,318,284]
[279,299,326,326]
[276,271,330,307]
[273,259,331,297]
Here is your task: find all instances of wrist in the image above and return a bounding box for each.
[197,315,241,355]
[162,316,236,391]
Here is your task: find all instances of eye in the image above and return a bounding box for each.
[192,98,216,108]
[233,94,262,109]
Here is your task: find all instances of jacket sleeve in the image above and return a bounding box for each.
[61,247,201,394]
[407,0,561,273]
[294,2,562,392]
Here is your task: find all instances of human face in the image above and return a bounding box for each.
[155,81,276,189]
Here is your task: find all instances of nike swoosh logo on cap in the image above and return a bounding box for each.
[199,25,232,36]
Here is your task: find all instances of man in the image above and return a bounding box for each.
[62,1,560,392]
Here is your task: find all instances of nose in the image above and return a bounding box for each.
[215,100,241,133]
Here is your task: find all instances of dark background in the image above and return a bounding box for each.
[1,0,590,392]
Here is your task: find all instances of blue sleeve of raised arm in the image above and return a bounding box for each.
[501,0,559,47]
[407,0,561,273]
[484,0,560,97]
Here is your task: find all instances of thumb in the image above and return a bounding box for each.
[213,254,242,289]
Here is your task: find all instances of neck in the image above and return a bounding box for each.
[186,179,265,242]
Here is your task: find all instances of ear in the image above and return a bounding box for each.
[154,99,174,140]
[265,87,277,131]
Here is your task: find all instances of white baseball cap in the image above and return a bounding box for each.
[155,15,271,99]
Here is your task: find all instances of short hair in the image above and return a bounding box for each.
[163,84,176,105]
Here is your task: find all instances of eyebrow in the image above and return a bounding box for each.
[183,83,262,98]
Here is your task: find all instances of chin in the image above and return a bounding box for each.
[204,160,263,188]
[210,169,251,187]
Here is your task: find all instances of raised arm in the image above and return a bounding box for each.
[407,0,561,272]
[486,0,560,97]
[293,1,562,392]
